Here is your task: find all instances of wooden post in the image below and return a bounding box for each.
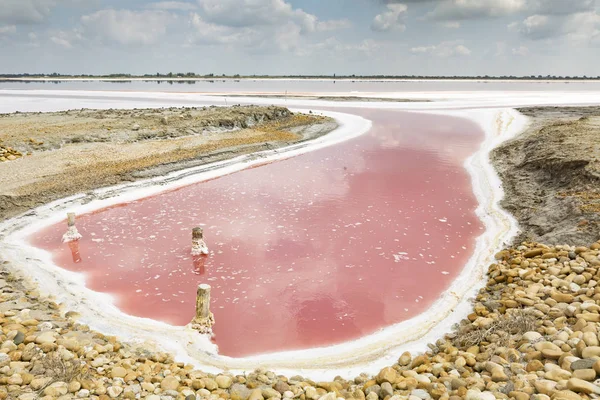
[191,284,215,334]
[62,212,82,243]
[191,227,209,255]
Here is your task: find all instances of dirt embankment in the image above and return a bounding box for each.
[492,106,600,245]
[0,105,337,221]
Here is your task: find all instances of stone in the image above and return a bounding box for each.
[381,382,394,398]
[399,352,412,366]
[411,389,432,400]
[202,377,217,391]
[376,367,399,384]
[581,347,600,358]
[465,390,496,400]
[12,331,25,345]
[44,382,69,397]
[161,376,180,391]
[77,389,90,398]
[535,380,557,395]
[110,366,127,378]
[274,381,290,394]
[571,359,596,371]
[567,378,600,394]
[34,331,56,345]
[132,124,141,131]
[230,383,253,400]
[262,388,282,399]
[546,369,571,381]
[318,393,337,400]
[572,369,597,381]
[249,388,265,400]
[107,386,123,398]
[216,375,233,389]
[0,354,9,368]
[523,331,543,342]
[31,377,53,390]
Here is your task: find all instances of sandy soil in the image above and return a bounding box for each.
[0,106,336,221]
[492,106,600,245]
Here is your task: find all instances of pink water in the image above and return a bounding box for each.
[30,110,484,357]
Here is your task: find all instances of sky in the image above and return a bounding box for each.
[0,0,599,76]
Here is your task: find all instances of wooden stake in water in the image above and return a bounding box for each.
[62,212,82,243]
[191,283,215,334]
[191,227,209,255]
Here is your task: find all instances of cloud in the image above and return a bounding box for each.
[372,4,408,32]
[512,45,529,55]
[147,1,197,11]
[510,11,600,42]
[81,9,174,46]
[188,12,259,46]
[187,0,349,54]
[196,0,338,34]
[0,0,56,24]
[508,14,554,39]
[0,25,17,35]
[411,41,472,57]
[316,19,352,31]
[385,0,596,20]
[529,0,596,16]
[442,21,461,28]
[426,0,527,21]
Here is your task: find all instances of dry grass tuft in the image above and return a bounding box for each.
[453,309,538,349]
[35,352,90,394]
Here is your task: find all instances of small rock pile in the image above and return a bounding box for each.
[4,240,600,400]
[0,145,22,162]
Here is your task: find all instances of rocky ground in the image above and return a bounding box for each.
[4,105,600,399]
[0,106,336,221]
[492,107,600,245]
[4,240,600,400]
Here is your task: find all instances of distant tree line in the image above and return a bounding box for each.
[1,72,600,80]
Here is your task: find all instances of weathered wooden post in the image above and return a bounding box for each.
[62,212,82,243]
[191,227,209,255]
[190,284,215,334]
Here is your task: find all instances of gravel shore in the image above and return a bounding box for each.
[2,106,600,400]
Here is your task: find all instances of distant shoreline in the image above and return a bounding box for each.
[3,77,600,84]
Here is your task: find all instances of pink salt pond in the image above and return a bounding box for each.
[30,110,484,357]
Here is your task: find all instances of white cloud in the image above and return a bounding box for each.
[187,0,349,54]
[529,0,596,16]
[0,25,17,35]
[49,28,82,49]
[426,0,527,21]
[372,4,408,32]
[510,10,600,42]
[188,12,259,46]
[512,45,529,56]
[0,0,56,24]
[51,36,72,48]
[197,0,324,33]
[509,14,554,39]
[147,1,197,11]
[411,41,472,57]
[442,21,461,29]
[316,19,352,31]
[81,9,174,46]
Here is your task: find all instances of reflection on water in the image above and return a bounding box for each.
[3,79,600,93]
[31,110,485,357]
